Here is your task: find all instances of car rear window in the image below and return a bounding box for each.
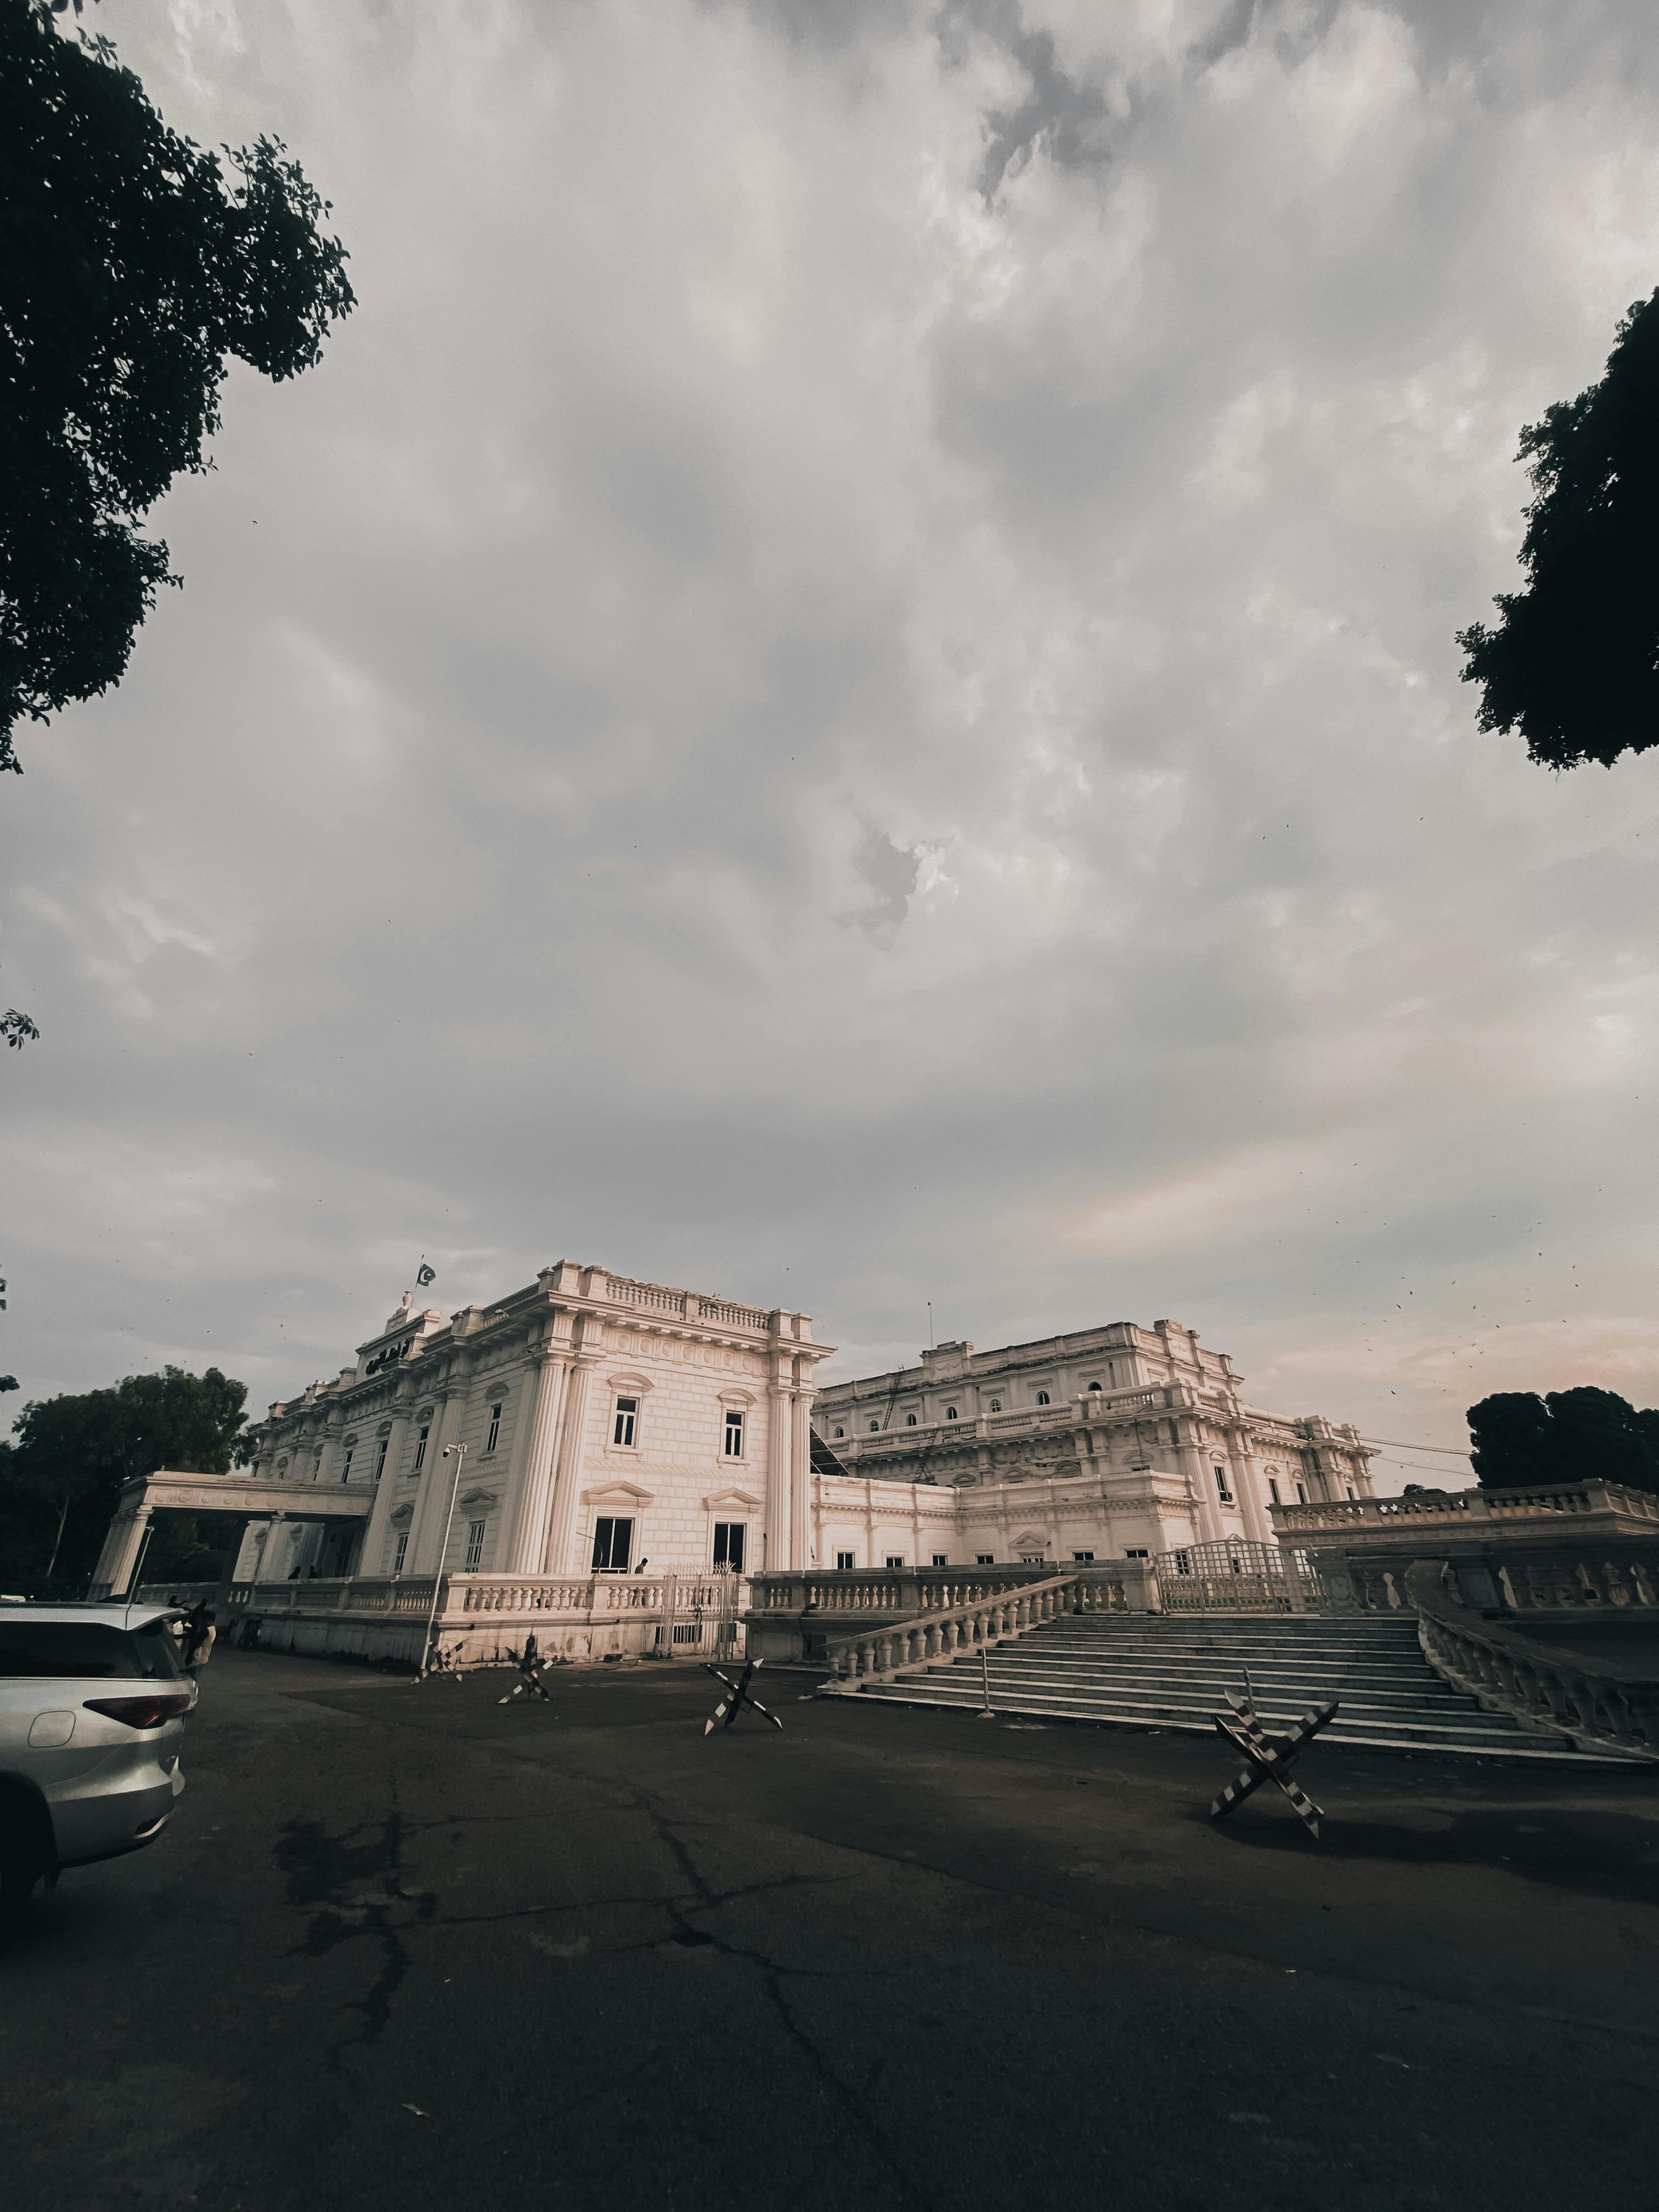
[0,1620,184,1681]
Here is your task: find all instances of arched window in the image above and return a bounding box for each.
[1087,1381,1102,1393]
[833,1426,844,1439]
[1036,1391,1050,1406]
[989,1398,1001,1412]
[946,1406,957,1420]
[869,1420,879,1432]
[905,1414,917,1427]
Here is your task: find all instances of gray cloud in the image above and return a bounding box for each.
[5,0,1659,1479]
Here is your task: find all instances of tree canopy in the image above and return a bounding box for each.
[0,0,355,776]
[1457,289,1659,771]
[1467,1386,1659,1495]
[0,1363,249,1594]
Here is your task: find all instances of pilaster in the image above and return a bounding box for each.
[789,1388,812,1572]
[408,1390,460,1573]
[359,1409,409,1575]
[766,1382,794,1572]
[503,1349,571,1573]
[540,1355,597,1575]
[1176,1426,1223,1544]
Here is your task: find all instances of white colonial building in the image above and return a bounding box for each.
[94,1274,1376,1633]
[807,1319,1376,1569]
[225,1260,831,1588]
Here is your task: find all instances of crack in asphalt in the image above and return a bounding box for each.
[438,1869,854,1931]
[616,1775,943,2212]
[273,1792,435,2063]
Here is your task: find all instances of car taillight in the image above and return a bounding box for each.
[82,1694,193,1730]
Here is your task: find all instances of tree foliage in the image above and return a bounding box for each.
[1467,1386,1659,1495]
[1457,290,1659,771]
[0,1363,249,1593]
[0,0,355,774]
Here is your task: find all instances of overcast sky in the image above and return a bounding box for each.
[7,0,1659,1485]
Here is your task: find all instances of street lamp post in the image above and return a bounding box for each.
[419,1442,467,1679]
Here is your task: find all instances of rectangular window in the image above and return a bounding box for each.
[486,1403,502,1455]
[375,1436,390,1481]
[932,1554,949,1567]
[713,1522,746,1571]
[723,1407,745,1458]
[612,1397,639,1448]
[341,1448,354,1484]
[976,1553,994,1565]
[1073,1551,1094,1562]
[885,1555,905,1570]
[1124,1547,1149,1559]
[592,1516,633,1572]
[464,1519,486,1571]
[835,1550,856,1571]
[1295,1481,1307,1504]
[1346,1486,1356,1500]
[392,1531,408,1576]
[1214,1466,1233,1503]
[1267,1477,1281,1506]
[414,1425,430,1472]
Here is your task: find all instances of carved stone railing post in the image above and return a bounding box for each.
[819,1572,1082,1693]
[1405,1559,1658,1762]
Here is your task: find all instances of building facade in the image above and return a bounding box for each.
[232,1261,830,1585]
[809,1319,1376,1566]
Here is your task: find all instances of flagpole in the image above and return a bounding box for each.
[418,1442,466,1680]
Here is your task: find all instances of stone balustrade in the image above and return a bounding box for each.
[1404,1561,1659,1761]
[748,1560,1155,1662]
[596,1274,769,1330]
[754,1566,1045,1614]
[1276,1480,1659,1540]
[212,1565,747,1665]
[135,1581,218,1609]
[825,1572,1097,1686]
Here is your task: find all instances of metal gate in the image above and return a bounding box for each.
[1154,1540,1307,1614]
[656,1566,745,1657]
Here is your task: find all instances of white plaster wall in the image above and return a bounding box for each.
[564,1329,775,1572]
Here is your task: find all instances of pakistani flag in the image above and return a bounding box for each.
[416,1260,436,1287]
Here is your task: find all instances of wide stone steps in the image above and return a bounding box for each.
[826,1615,1621,1763]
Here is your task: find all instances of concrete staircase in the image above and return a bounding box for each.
[832,1613,1625,1763]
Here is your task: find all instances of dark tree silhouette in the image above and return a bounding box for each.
[0,1364,249,1591]
[1468,1385,1659,1494]
[1458,289,1659,770]
[0,0,355,777]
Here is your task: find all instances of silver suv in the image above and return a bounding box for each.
[0,1604,196,1916]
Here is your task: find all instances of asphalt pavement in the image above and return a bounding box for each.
[3,1645,1656,2212]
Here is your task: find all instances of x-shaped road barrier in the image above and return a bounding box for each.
[702,1657,784,1736]
[1210,1692,1339,1839]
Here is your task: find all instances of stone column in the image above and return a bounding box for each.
[1228,1429,1271,1544]
[214,1517,259,1607]
[1176,1428,1223,1544]
[91,1501,149,1599]
[359,1411,409,1578]
[503,1350,570,1573]
[540,1357,597,1576]
[407,1395,459,1574]
[766,1383,794,1573]
[789,1389,812,1573]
